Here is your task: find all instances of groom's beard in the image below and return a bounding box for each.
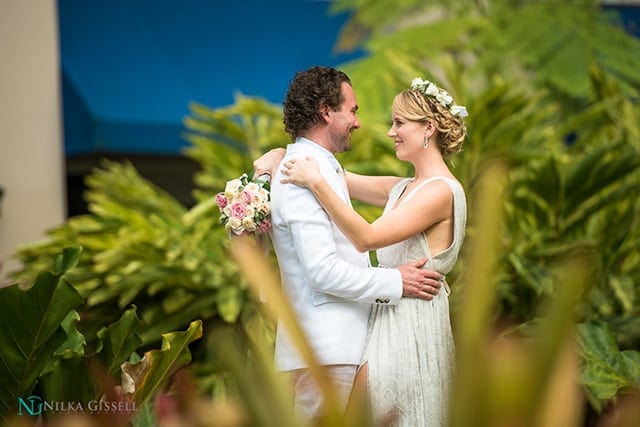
[331,130,354,154]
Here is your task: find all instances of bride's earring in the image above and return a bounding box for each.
[423,134,430,149]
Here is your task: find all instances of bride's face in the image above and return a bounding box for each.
[387,113,427,161]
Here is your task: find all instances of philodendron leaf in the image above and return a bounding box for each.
[97,307,144,378]
[577,321,640,411]
[53,310,86,359]
[0,270,84,422]
[39,358,98,404]
[121,320,203,407]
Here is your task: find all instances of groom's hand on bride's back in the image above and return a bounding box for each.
[398,257,443,300]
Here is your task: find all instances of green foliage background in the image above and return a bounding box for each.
[3,0,640,424]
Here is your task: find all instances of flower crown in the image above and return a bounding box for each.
[410,77,468,118]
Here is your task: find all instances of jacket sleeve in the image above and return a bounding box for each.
[282,172,402,305]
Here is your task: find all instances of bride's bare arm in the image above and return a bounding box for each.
[252,148,285,179]
[345,172,403,207]
[254,147,401,205]
[282,157,452,252]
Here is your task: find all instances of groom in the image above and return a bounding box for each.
[257,66,443,421]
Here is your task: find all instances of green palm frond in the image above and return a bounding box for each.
[183,95,288,201]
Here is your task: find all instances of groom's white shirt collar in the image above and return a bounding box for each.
[294,137,341,172]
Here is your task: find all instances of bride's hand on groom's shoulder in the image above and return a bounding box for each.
[281,156,322,188]
[398,257,443,300]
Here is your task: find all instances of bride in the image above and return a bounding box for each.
[261,77,467,426]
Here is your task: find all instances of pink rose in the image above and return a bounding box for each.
[257,219,272,234]
[241,190,252,204]
[215,193,228,208]
[230,202,247,219]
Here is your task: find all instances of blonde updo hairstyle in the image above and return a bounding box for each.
[392,89,466,156]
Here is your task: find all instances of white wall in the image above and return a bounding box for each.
[0,0,66,284]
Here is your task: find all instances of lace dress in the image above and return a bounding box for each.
[362,177,467,427]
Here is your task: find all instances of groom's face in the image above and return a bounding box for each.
[327,82,360,154]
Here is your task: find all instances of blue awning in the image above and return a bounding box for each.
[59,0,363,156]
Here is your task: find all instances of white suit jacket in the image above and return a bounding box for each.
[271,138,402,371]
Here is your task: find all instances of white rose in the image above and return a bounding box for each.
[252,189,268,204]
[226,217,244,234]
[225,178,243,193]
[224,178,243,198]
[244,182,260,194]
[242,217,257,232]
[257,201,270,215]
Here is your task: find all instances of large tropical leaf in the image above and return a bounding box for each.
[577,321,640,412]
[96,307,145,378]
[38,309,146,407]
[53,310,86,359]
[12,160,246,351]
[121,320,203,407]
[38,358,98,406]
[0,248,84,422]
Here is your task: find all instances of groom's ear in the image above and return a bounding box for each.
[319,105,331,122]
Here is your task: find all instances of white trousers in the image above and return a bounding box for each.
[289,364,357,422]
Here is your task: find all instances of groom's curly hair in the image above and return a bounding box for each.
[283,66,351,140]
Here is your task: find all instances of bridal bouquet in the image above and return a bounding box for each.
[216,173,271,236]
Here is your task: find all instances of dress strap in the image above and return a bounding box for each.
[400,176,458,206]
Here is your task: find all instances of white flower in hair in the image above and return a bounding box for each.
[410,76,469,118]
[436,91,453,107]
[411,77,426,87]
[425,83,439,97]
[451,105,469,118]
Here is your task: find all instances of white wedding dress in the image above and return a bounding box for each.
[362,177,466,427]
